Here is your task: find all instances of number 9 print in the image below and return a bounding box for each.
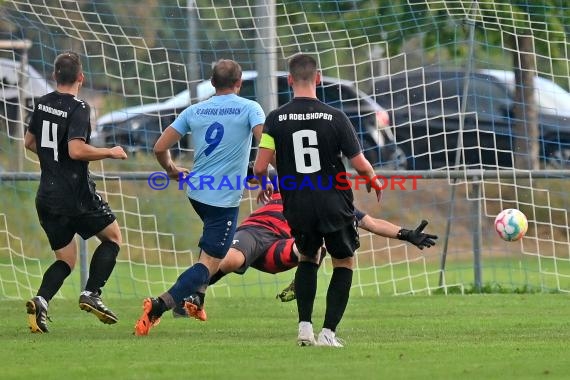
[204,122,224,156]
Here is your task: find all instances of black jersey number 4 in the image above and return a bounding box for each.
[41,120,60,162]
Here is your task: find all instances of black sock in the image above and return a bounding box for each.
[295,261,319,323]
[37,260,72,302]
[323,267,353,332]
[196,291,206,306]
[208,269,227,286]
[153,297,168,316]
[85,241,120,295]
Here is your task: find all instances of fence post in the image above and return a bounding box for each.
[0,39,32,171]
[438,4,478,287]
[79,237,88,291]
[472,176,483,292]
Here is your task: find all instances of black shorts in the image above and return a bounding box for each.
[292,218,360,260]
[230,227,281,274]
[36,195,116,251]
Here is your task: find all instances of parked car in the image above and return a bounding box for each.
[92,78,215,156]
[479,69,570,117]
[0,58,54,133]
[372,70,570,169]
[93,71,403,167]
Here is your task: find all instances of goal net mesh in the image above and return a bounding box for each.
[0,0,568,300]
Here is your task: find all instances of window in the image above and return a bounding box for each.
[465,77,512,122]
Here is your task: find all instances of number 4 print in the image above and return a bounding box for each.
[41,120,59,162]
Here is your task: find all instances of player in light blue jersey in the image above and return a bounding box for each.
[135,59,264,335]
[170,89,264,207]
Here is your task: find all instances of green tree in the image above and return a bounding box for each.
[293,0,569,168]
[412,0,569,169]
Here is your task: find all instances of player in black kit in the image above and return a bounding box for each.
[254,54,382,347]
[23,51,127,333]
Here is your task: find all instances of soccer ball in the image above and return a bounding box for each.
[494,209,528,242]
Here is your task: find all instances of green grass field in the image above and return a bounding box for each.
[4,255,570,302]
[3,295,570,380]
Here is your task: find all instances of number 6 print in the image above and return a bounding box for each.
[292,130,321,173]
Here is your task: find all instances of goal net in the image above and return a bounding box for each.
[0,0,569,300]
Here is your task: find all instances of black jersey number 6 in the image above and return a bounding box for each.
[292,130,321,174]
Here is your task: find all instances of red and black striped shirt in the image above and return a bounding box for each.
[238,193,290,238]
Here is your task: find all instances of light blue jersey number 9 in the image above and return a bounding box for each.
[204,122,224,156]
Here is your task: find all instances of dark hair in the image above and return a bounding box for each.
[211,59,242,90]
[288,54,317,81]
[53,51,82,85]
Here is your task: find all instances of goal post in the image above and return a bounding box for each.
[0,0,569,300]
[0,38,32,171]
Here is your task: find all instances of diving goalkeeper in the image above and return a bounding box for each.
[175,190,437,320]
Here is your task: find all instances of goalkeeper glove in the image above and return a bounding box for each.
[397,220,438,250]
